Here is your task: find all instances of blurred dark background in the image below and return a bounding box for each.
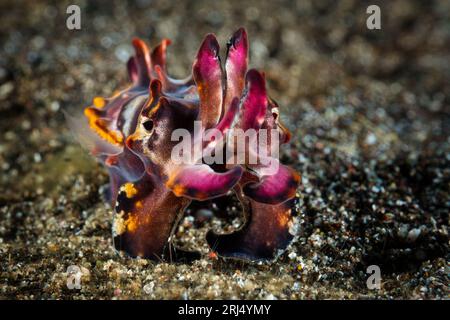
[0,0,448,299]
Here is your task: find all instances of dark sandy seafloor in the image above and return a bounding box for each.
[0,0,449,299]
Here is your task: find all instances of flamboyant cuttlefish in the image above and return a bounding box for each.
[67,28,301,262]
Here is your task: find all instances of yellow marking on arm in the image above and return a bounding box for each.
[172,184,186,197]
[125,214,138,233]
[123,182,138,198]
[277,212,290,228]
[93,97,106,108]
[84,107,123,146]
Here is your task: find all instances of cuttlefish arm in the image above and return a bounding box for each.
[112,172,199,262]
[243,159,300,205]
[234,70,300,205]
[193,33,223,129]
[164,97,243,200]
[166,164,242,200]
[206,183,298,262]
[223,28,248,114]
[204,69,300,261]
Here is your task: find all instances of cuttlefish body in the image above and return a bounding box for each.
[68,28,300,262]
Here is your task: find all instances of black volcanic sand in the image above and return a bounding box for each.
[0,0,448,299]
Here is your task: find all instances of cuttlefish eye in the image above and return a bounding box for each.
[142,119,154,132]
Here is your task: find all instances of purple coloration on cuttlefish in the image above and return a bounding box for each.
[69,28,301,262]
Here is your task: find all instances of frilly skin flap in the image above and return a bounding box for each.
[71,28,300,263]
